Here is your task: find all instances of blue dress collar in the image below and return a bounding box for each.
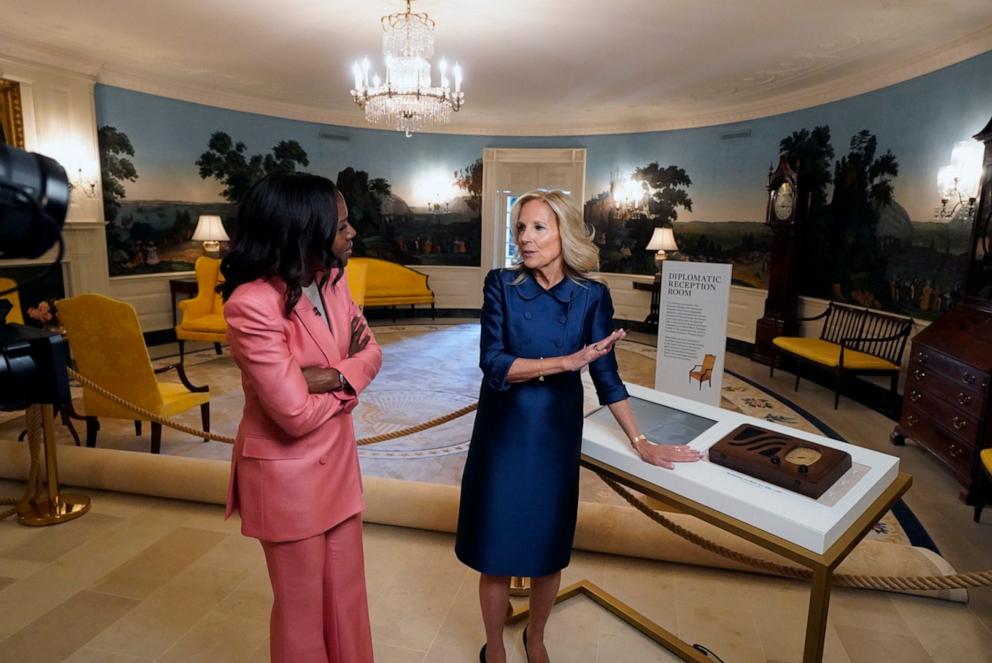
[513,271,582,303]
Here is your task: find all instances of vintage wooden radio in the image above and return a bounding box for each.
[708,424,852,499]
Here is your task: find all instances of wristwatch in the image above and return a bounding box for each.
[337,369,350,391]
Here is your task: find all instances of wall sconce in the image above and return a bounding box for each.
[192,215,230,254]
[69,167,98,199]
[935,140,983,220]
[646,225,679,272]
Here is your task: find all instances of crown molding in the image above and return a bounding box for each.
[5,24,991,137]
[0,34,101,81]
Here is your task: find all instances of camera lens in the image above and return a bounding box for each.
[0,144,70,259]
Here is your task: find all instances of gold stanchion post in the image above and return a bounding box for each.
[17,404,90,526]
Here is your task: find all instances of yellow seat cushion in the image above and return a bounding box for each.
[180,313,227,333]
[981,448,992,474]
[773,337,898,371]
[159,382,211,419]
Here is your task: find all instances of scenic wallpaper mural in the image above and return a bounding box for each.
[94,49,992,320]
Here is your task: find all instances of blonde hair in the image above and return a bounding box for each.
[509,189,600,284]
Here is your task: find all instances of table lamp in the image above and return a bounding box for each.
[192,215,229,254]
[646,225,678,272]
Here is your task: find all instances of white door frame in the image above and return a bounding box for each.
[480,148,587,275]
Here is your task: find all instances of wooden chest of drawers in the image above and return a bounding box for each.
[891,298,992,503]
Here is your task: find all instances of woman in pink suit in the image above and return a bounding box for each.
[220,172,381,663]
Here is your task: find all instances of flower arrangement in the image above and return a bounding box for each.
[27,299,61,331]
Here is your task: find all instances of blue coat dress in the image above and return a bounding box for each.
[455,268,629,577]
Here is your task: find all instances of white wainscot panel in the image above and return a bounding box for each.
[408,265,482,309]
[109,272,188,332]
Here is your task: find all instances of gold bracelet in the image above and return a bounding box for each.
[630,434,647,445]
[538,357,545,382]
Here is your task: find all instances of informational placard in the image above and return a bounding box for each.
[654,261,733,406]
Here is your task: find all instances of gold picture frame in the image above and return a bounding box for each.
[1,78,26,148]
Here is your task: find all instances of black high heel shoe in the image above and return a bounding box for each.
[479,643,486,662]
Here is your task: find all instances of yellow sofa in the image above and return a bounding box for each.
[770,302,912,410]
[175,256,227,365]
[344,260,368,308]
[346,257,435,318]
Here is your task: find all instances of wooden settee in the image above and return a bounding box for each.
[346,257,435,318]
[770,302,913,409]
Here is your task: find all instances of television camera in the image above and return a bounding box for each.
[0,143,71,411]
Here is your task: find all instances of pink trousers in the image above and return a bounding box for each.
[260,514,373,663]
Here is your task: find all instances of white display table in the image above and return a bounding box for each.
[509,382,912,663]
[582,383,901,555]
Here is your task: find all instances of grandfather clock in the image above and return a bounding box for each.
[753,153,811,365]
[965,115,992,298]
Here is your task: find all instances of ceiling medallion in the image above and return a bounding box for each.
[350,0,465,137]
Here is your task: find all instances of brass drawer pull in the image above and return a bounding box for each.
[958,392,973,406]
[949,444,965,459]
[952,416,967,431]
[964,372,976,385]
[917,351,929,363]
[909,389,922,403]
[913,369,927,381]
[907,414,918,426]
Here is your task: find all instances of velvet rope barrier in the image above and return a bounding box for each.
[57,368,992,593]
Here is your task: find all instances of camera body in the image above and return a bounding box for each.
[0,143,72,411]
[0,314,70,410]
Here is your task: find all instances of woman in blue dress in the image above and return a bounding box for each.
[456,189,703,663]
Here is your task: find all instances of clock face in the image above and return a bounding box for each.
[772,181,795,221]
[784,446,822,466]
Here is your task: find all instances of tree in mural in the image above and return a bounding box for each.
[335,167,392,257]
[195,132,309,204]
[780,126,835,298]
[97,125,139,223]
[629,162,693,269]
[454,158,483,213]
[780,127,899,307]
[830,130,899,306]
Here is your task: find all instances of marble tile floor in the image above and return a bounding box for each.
[2,351,992,661]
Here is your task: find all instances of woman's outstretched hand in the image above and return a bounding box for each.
[632,438,704,470]
[562,328,626,371]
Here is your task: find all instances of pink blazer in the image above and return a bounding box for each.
[223,270,382,542]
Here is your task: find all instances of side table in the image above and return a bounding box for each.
[169,277,198,327]
[633,276,661,331]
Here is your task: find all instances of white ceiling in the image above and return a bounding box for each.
[1,0,991,135]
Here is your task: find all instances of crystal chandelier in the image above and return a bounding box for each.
[350,0,465,138]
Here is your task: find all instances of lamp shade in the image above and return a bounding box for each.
[646,226,678,253]
[192,215,230,242]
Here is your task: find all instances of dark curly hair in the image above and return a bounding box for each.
[219,171,344,317]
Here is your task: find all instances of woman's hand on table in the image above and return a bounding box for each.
[632,437,704,470]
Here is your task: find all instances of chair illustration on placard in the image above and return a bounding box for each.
[689,353,717,389]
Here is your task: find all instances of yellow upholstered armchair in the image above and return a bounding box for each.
[58,293,210,454]
[689,354,716,389]
[175,256,227,365]
[0,277,25,324]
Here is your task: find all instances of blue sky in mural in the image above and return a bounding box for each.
[95,49,992,222]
